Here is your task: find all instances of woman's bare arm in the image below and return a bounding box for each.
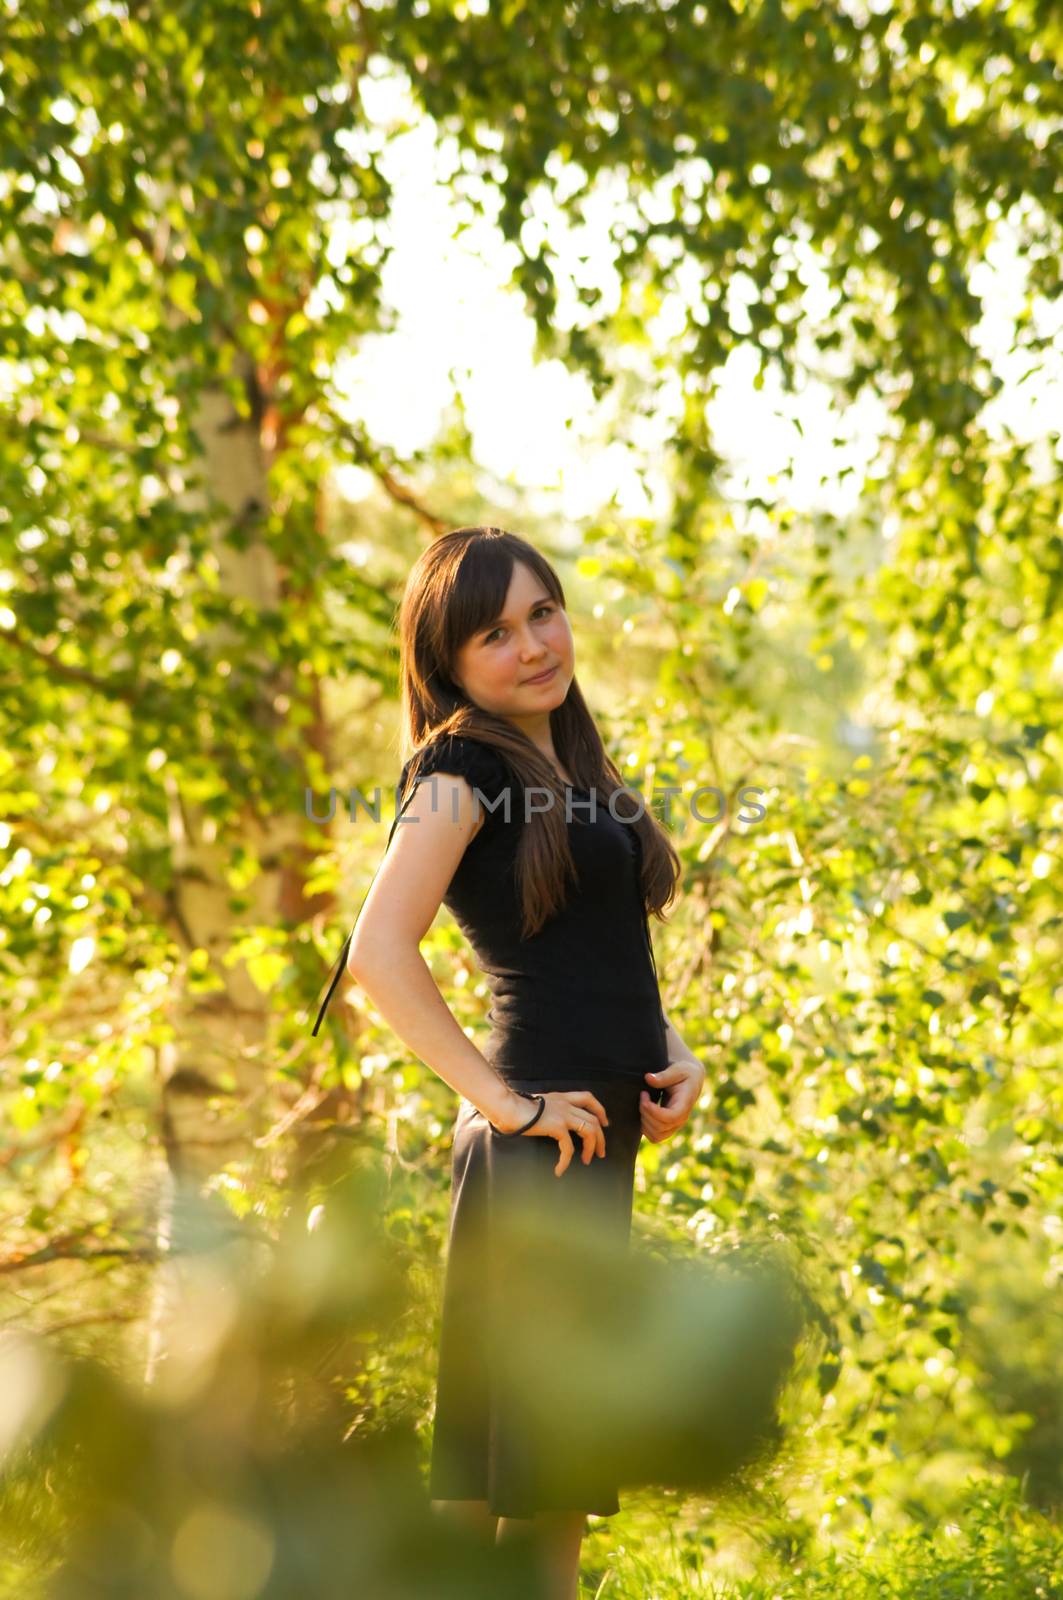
[347,771,531,1133]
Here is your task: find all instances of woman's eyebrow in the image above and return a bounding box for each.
[479,594,553,634]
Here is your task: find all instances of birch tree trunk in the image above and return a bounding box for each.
[144,348,311,1385]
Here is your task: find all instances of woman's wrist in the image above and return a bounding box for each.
[479,1083,537,1135]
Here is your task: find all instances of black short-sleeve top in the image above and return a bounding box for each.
[396,733,669,1085]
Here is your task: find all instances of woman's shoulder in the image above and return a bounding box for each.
[399,732,511,801]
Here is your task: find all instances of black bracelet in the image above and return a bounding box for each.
[491,1091,546,1138]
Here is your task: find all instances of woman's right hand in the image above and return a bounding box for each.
[498,1088,609,1175]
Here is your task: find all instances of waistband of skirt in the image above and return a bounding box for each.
[495,1065,651,1087]
[491,1071,667,1107]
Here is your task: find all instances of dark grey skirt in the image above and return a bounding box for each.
[428,1073,663,1518]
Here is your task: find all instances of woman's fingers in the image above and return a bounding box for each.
[640,1115,672,1144]
[566,1091,609,1128]
[645,1064,693,1091]
[642,1088,688,1125]
[566,1111,602,1165]
[639,1091,683,1142]
[562,1092,607,1161]
[548,1102,605,1174]
[640,1089,671,1123]
[640,1110,667,1142]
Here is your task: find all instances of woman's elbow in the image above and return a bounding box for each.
[346,929,419,980]
[346,935,375,980]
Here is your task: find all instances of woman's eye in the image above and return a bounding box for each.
[485,605,553,644]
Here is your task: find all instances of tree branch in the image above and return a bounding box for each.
[0,1239,160,1274]
[0,625,141,705]
[332,423,450,535]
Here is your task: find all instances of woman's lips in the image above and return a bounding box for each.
[523,664,559,685]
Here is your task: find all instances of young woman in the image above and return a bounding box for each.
[313,526,706,1600]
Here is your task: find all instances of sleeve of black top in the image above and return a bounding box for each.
[398,734,510,813]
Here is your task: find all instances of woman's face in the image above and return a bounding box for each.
[450,560,574,727]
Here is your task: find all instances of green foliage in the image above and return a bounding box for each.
[0,1166,551,1598]
[0,1155,807,1598]
[581,1474,1063,1597]
[0,0,1060,1592]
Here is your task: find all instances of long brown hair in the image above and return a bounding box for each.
[396,526,681,939]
